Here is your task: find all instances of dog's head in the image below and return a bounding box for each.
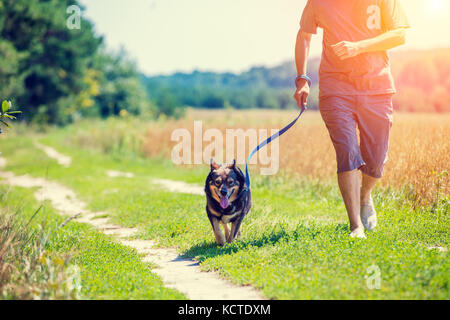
[206,159,246,209]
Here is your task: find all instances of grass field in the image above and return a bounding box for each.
[0,110,448,299]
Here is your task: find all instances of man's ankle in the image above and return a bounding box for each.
[350,223,364,232]
[360,194,372,206]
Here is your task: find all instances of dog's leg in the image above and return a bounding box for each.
[213,219,226,246]
[229,215,245,243]
[208,214,226,246]
[222,222,232,243]
[207,209,226,246]
[228,223,239,243]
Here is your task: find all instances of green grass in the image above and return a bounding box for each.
[0,192,79,299]
[0,124,448,299]
[0,185,185,300]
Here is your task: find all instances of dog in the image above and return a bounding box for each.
[205,159,251,246]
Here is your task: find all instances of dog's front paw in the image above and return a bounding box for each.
[215,234,226,246]
[226,228,241,244]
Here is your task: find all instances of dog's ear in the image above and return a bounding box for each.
[210,158,220,171]
[235,166,246,185]
[226,159,236,170]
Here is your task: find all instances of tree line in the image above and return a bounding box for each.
[141,59,320,117]
[142,48,450,116]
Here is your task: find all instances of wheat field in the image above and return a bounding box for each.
[139,109,449,205]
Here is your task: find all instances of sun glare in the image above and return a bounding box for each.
[430,0,445,11]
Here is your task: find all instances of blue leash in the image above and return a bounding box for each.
[244,106,307,191]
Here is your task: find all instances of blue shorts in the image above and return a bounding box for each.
[319,94,394,178]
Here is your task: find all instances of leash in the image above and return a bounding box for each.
[243,105,307,191]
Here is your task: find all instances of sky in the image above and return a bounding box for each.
[79,0,450,76]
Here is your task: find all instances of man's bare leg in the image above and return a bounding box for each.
[337,169,363,232]
[360,173,379,231]
[360,173,379,205]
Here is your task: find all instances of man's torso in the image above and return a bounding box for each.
[304,0,408,96]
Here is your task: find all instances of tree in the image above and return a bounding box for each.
[90,48,155,118]
[155,89,184,119]
[0,0,101,124]
[255,89,279,109]
[0,100,21,134]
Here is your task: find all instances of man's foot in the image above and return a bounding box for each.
[361,197,377,231]
[349,226,366,239]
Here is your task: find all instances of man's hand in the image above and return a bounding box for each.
[293,79,309,109]
[331,28,407,60]
[331,41,362,60]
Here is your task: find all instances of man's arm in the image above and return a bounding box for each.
[331,28,407,60]
[293,29,313,108]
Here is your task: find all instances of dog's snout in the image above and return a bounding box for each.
[220,188,228,196]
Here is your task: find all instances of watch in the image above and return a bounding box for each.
[295,74,312,87]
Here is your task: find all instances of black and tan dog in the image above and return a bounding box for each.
[205,159,251,246]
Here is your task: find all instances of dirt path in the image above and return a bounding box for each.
[0,152,263,300]
[106,170,135,178]
[151,178,204,195]
[35,142,72,167]
[35,141,204,195]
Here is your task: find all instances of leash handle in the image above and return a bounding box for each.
[244,106,307,190]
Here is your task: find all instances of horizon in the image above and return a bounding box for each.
[142,46,450,78]
[80,0,450,76]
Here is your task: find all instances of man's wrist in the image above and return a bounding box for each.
[295,74,312,88]
[355,39,369,55]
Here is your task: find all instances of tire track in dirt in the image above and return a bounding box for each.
[0,148,263,300]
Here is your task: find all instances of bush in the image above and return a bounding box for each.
[0,201,80,299]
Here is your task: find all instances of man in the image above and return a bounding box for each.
[294,0,409,238]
